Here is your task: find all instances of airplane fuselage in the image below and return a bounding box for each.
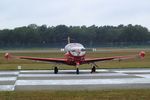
[64,43,86,65]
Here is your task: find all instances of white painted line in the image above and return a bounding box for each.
[0,77,17,81]
[19,74,62,77]
[134,74,150,78]
[15,78,150,86]
[115,70,150,73]
[20,70,52,73]
[0,71,19,75]
[0,85,15,91]
[18,73,127,77]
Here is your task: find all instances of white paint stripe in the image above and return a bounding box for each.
[0,85,15,91]
[20,70,52,73]
[18,73,127,77]
[0,77,17,81]
[115,70,150,73]
[0,71,19,75]
[15,78,150,85]
[134,74,150,78]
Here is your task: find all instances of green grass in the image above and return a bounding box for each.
[0,89,150,100]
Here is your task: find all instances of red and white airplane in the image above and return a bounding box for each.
[5,37,145,74]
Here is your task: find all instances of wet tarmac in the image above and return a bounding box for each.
[1,68,150,91]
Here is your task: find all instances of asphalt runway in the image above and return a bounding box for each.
[1,68,150,91]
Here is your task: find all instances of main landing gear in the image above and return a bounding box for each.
[91,65,96,73]
[91,66,96,73]
[54,66,58,74]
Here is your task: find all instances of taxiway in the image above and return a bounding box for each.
[1,68,150,91]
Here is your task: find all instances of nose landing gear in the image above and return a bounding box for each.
[76,62,80,74]
[76,68,79,74]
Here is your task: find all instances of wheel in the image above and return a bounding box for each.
[76,68,79,74]
[54,67,58,74]
[91,66,96,73]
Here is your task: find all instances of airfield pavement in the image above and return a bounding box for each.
[1,68,150,91]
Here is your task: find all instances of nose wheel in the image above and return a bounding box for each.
[54,67,58,74]
[76,68,79,74]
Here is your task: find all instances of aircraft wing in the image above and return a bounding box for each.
[4,53,67,64]
[84,51,145,63]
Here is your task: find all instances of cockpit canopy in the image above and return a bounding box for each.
[65,43,86,56]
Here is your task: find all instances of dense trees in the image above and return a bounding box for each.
[0,24,150,48]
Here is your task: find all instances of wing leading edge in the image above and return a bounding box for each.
[84,51,145,63]
[4,51,145,65]
[4,53,67,64]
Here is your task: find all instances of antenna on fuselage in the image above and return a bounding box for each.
[68,36,71,44]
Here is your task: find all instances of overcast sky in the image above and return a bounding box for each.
[0,0,150,29]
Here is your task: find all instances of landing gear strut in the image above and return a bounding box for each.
[54,67,58,74]
[76,68,79,74]
[91,66,96,73]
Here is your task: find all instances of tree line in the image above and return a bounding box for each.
[0,24,150,48]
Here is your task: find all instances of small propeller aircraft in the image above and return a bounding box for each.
[5,37,145,74]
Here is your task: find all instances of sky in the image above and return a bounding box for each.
[0,0,150,29]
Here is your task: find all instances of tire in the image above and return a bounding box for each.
[91,66,96,73]
[54,67,58,74]
[76,68,79,74]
